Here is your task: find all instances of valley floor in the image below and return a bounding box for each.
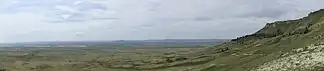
[0,47,214,71]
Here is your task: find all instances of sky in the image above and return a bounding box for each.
[0,0,323,43]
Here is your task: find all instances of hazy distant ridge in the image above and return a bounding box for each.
[1,39,228,48]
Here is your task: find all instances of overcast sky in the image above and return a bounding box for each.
[0,0,323,43]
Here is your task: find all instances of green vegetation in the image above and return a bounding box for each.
[0,47,215,71]
[202,9,324,71]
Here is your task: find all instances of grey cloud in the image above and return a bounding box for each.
[46,20,86,23]
[236,8,290,18]
[91,18,118,20]
[1,0,324,42]
[47,17,118,23]
[193,17,214,21]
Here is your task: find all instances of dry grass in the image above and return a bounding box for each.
[0,47,212,71]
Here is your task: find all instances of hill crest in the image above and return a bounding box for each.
[203,9,324,71]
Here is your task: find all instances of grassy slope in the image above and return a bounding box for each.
[200,9,324,71]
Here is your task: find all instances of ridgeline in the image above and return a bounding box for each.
[202,9,324,71]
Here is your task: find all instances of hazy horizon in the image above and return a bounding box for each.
[0,38,229,44]
[0,0,324,43]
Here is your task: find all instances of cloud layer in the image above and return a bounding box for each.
[0,0,323,43]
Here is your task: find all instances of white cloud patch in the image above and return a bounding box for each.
[74,0,83,5]
[61,14,73,19]
[55,5,78,13]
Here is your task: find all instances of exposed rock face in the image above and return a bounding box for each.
[252,44,324,71]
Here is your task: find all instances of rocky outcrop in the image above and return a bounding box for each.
[252,44,324,71]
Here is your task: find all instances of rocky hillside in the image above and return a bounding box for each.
[252,43,324,71]
[200,9,324,71]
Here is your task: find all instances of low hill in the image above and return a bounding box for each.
[200,9,324,71]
